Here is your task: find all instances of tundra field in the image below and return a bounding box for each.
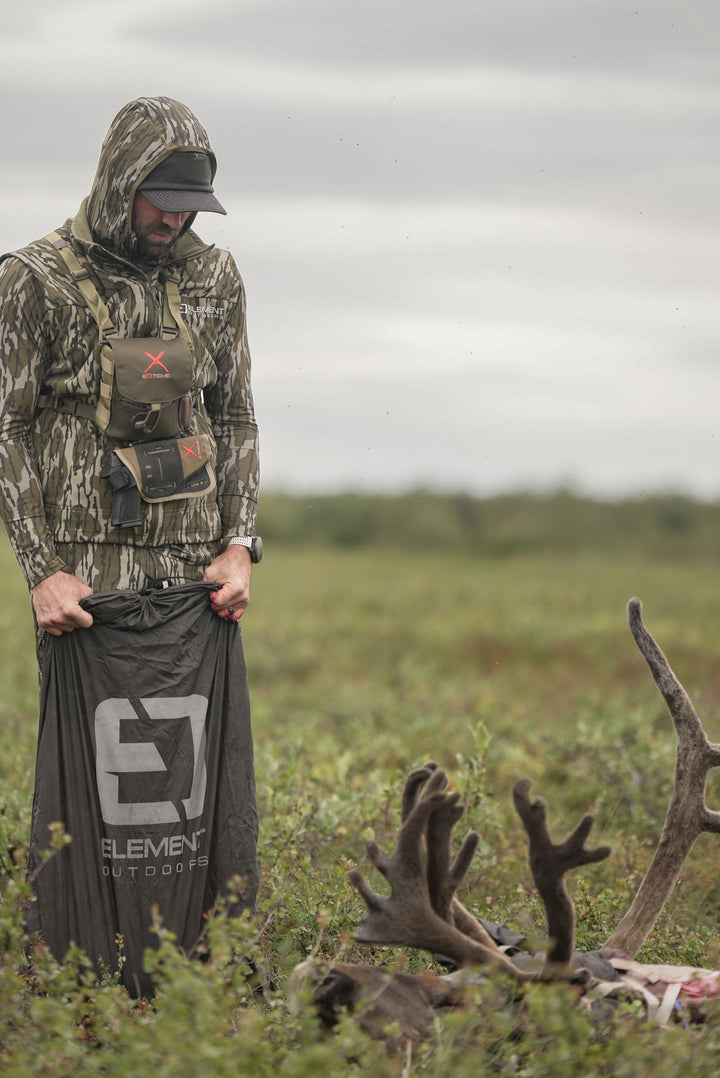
[4,494,720,1075]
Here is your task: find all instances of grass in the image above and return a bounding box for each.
[4,527,720,1073]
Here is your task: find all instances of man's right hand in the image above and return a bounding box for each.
[32,571,94,636]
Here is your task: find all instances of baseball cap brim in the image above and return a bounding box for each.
[141,188,227,215]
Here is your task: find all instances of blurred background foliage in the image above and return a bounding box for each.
[257,488,720,559]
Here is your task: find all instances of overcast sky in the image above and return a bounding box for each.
[2,0,719,498]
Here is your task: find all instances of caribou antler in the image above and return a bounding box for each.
[401,763,522,950]
[349,766,521,976]
[604,598,720,956]
[513,779,611,965]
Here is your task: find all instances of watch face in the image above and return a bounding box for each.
[252,536,263,563]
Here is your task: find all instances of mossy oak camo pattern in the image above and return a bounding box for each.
[0,97,259,589]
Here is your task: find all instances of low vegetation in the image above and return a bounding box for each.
[3,491,720,1074]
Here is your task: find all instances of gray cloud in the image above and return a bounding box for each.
[145,0,720,81]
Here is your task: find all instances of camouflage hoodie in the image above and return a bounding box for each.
[0,97,259,588]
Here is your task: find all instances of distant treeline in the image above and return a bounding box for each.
[256,489,720,559]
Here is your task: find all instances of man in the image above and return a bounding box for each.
[0,95,260,636]
[0,97,261,991]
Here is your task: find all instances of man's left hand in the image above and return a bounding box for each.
[204,544,253,621]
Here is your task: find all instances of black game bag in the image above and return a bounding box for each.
[27,581,258,997]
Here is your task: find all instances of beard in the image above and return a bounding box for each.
[132,221,184,264]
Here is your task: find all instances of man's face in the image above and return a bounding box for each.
[132,192,191,261]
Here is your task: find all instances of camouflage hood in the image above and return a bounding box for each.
[84,96,218,261]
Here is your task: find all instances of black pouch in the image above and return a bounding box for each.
[106,457,143,528]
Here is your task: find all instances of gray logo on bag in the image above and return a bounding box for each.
[95,695,208,826]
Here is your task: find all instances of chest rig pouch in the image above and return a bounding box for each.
[103,335,193,441]
[41,233,215,526]
[106,434,216,528]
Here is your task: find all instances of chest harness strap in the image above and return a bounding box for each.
[37,231,193,434]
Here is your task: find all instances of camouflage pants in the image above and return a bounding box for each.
[55,539,220,591]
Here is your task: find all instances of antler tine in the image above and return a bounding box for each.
[513,779,611,967]
[349,864,385,915]
[604,600,720,956]
[415,774,504,950]
[627,599,720,751]
[394,789,447,868]
[425,786,478,921]
[401,761,440,822]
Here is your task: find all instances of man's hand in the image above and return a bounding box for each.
[204,544,253,622]
[32,571,94,636]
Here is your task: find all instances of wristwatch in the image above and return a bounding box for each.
[227,535,263,563]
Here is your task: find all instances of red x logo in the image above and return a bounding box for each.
[143,350,170,375]
[182,440,202,459]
